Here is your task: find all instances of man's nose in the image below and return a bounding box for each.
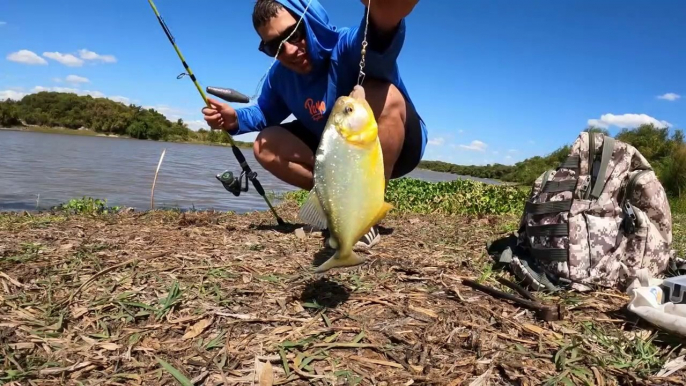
[280,42,299,56]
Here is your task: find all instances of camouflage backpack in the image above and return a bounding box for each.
[499,131,673,292]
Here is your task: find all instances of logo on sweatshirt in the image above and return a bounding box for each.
[304,98,326,121]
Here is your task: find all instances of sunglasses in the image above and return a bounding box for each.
[258,23,305,57]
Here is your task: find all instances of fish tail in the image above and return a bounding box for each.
[314,249,366,273]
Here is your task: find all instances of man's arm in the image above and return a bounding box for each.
[339,0,418,82]
[232,71,291,136]
[361,0,419,35]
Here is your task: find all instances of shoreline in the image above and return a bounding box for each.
[0,125,255,149]
[1,125,518,184]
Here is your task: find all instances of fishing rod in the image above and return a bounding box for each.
[146,0,285,226]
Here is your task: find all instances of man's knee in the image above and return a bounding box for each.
[253,128,284,168]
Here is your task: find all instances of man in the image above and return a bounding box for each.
[202,0,426,250]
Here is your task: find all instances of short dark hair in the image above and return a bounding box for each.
[252,0,286,30]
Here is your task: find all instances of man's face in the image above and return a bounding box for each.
[257,8,312,74]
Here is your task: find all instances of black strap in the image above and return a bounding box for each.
[541,179,577,193]
[530,246,569,262]
[525,200,573,215]
[526,223,569,237]
[559,155,580,170]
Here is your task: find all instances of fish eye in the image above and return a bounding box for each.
[344,104,354,114]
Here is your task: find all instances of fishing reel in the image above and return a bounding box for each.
[216,170,252,196]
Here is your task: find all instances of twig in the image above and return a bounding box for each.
[151,148,166,209]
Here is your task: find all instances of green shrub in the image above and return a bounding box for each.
[284,177,529,216]
[53,197,120,215]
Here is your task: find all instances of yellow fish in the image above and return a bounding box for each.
[299,85,393,273]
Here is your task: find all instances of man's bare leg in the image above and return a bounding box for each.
[253,127,315,191]
[360,77,407,184]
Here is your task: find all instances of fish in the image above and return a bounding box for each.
[298,85,393,273]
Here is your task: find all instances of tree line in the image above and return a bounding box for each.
[419,125,686,201]
[0,91,253,147]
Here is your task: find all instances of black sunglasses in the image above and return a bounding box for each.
[258,23,305,57]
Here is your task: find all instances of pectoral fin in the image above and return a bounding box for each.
[297,188,328,230]
[314,250,366,273]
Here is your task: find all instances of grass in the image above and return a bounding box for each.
[1,180,686,385]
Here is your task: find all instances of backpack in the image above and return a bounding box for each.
[498,131,674,292]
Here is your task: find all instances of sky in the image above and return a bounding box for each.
[1,0,684,166]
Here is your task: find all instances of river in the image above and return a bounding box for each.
[0,130,500,213]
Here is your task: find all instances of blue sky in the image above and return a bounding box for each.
[1,0,684,166]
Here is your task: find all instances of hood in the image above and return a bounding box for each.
[275,0,340,75]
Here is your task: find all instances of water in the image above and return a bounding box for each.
[0,130,500,213]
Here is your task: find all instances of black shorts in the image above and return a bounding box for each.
[281,99,423,179]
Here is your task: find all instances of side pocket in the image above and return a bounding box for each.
[585,211,624,287]
[618,204,649,281]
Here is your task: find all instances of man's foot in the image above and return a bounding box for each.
[324,226,381,250]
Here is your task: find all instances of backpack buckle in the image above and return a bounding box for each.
[622,201,637,234]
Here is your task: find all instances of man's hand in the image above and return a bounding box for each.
[360,0,419,32]
[202,98,238,131]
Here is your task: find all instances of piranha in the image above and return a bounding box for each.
[299,85,393,273]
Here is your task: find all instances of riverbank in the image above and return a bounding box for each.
[1,189,685,384]
[1,125,255,149]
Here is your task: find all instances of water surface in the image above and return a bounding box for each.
[0,130,499,213]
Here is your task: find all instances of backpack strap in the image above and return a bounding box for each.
[525,200,573,214]
[590,136,616,199]
[583,132,597,199]
[559,155,580,170]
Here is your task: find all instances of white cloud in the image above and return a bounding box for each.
[32,85,104,98]
[0,89,27,101]
[587,113,671,129]
[78,49,117,63]
[43,51,84,67]
[458,140,487,152]
[508,149,518,153]
[0,86,130,106]
[6,50,47,65]
[0,21,6,26]
[185,120,208,131]
[428,136,445,146]
[657,93,681,101]
[458,130,464,134]
[65,75,90,84]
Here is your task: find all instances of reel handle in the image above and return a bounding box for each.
[206,86,250,104]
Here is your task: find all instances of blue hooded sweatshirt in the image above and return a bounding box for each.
[233,0,427,160]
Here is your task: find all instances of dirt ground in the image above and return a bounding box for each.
[1,201,685,385]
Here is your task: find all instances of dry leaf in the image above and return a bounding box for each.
[271,326,292,334]
[408,305,438,318]
[349,355,403,368]
[258,361,274,386]
[99,343,122,351]
[182,318,213,340]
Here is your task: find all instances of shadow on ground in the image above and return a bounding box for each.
[300,277,351,309]
[249,222,306,234]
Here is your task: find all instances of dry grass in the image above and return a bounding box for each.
[1,201,685,385]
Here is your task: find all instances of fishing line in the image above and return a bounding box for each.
[146,0,285,225]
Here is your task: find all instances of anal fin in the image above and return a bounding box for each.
[297,188,328,231]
